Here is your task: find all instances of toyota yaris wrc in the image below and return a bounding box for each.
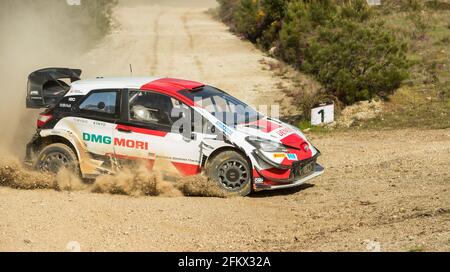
[25,68,324,196]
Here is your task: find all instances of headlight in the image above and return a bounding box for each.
[246,137,288,152]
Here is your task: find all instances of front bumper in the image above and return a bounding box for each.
[251,147,324,191]
[253,147,321,180]
[254,163,324,191]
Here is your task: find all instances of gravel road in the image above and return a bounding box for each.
[0,0,448,252]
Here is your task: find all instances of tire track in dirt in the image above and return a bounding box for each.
[1,126,449,251]
[149,11,165,75]
[157,11,176,76]
[181,12,204,76]
[165,26,176,75]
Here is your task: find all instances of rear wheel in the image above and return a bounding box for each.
[35,143,79,174]
[206,150,252,196]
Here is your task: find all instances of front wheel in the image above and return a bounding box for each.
[35,143,79,174]
[206,150,252,196]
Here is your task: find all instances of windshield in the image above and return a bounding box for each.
[180,86,263,126]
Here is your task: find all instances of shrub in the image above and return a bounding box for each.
[257,0,287,49]
[425,0,450,10]
[404,0,423,11]
[234,0,264,42]
[278,1,340,66]
[217,0,239,24]
[217,0,410,105]
[303,21,410,104]
[339,0,372,22]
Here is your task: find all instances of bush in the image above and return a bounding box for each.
[257,0,288,49]
[303,21,409,104]
[278,1,336,65]
[425,0,450,10]
[339,0,372,22]
[217,0,239,24]
[217,0,410,105]
[234,0,264,42]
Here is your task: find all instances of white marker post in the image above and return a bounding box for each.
[311,102,334,126]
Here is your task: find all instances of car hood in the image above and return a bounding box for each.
[235,117,308,149]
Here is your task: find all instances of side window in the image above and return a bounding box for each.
[79,91,118,115]
[129,91,188,129]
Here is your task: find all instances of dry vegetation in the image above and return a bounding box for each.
[216,0,450,130]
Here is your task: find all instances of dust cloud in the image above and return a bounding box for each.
[0,159,55,190]
[88,162,229,198]
[0,159,228,198]
[95,169,229,198]
[0,0,228,198]
[0,0,114,158]
[92,165,184,197]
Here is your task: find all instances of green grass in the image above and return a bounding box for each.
[359,86,450,130]
[408,244,426,252]
[297,120,332,134]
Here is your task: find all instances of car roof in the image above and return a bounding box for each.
[141,78,205,93]
[68,77,204,96]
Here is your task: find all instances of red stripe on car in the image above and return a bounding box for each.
[171,162,201,176]
[258,168,291,180]
[116,125,168,137]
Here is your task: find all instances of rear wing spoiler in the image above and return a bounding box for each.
[26,67,82,109]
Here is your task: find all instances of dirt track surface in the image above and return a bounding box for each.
[1,128,449,252]
[77,0,288,109]
[1,1,449,252]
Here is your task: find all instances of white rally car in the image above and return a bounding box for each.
[25,68,324,196]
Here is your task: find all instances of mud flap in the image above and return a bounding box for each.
[24,132,41,166]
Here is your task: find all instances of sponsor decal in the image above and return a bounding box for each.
[215,121,234,136]
[276,127,295,137]
[286,153,298,161]
[83,133,148,150]
[273,153,286,159]
[59,103,72,108]
[73,118,88,124]
[83,133,112,144]
[114,137,148,150]
[156,155,200,164]
[92,121,106,127]
[254,177,264,184]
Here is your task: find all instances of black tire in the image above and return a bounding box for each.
[35,143,79,175]
[206,150,252,196]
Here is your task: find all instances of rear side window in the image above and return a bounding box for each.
[79,91,118,116]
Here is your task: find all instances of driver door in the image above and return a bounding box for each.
[113,90,204,176]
